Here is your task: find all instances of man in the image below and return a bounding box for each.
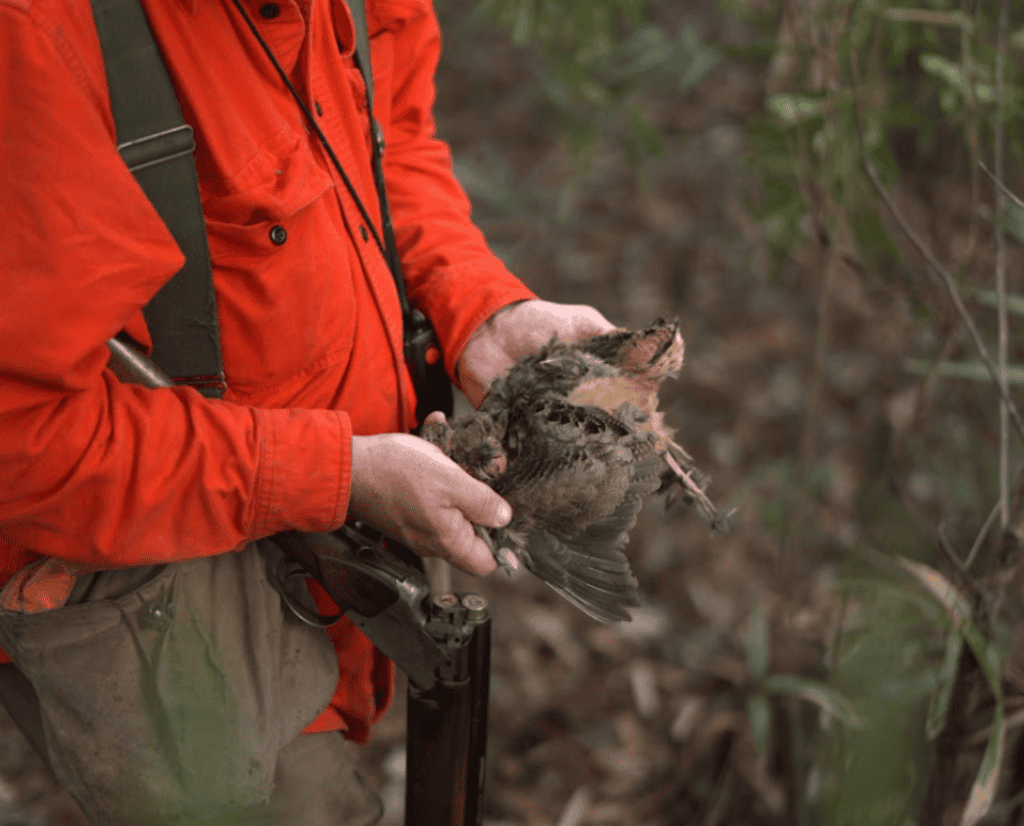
[0,0,614,822]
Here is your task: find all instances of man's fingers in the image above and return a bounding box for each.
[467,534,499,575]
[428,509,498,576]
[449,472,512,529]
[448,532,498,577]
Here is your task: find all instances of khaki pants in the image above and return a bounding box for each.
[0,541,383,826]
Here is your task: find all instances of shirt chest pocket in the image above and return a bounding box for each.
[196,124,358,393]
[198,122,334,226]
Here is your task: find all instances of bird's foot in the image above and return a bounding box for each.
[474,524,519,576]
[419,412,452,453]
[663,442,730,531]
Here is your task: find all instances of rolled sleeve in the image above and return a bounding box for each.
[249,407,353,539]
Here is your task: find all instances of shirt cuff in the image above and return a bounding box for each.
[247,406,353,538]
[412,260,537,381]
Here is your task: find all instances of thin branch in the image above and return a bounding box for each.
[979,161,1024,213]
[995,0,1010,528]
[965,497,1001,570]
[848,50,1024,444]
[966,446,1024,571]
[937,522,986,606]
[960,0,980,265]
[881,8,972,28]
[937,522,992,637]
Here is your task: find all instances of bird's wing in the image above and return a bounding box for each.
[499,400,660,622]
[519,451,660,622]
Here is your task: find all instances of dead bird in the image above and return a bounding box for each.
[421,318,725,622]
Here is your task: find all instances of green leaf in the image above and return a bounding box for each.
[974,83,995,104]
[902,358,1024,386]
[896,558,971,629]
[747,694,771,758]
[767,94,822,124]
[743,600,770,680]
[1004,201,1024,244]
[926,630,963,741]
[971,287,1024,317]
[919,53,969,97]
[577,77,611,106]
[673,25,720,91]
[510,0,535,45]
[897,556,1006,825]
[960,706,1005,826]
[762,674,861,728]
[618,25,673,75]
[839,576,948,624]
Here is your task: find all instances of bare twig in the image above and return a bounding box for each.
[785,1,855,559]
[937,522,986,607]
[848,50,1024,444]
[700,765,734,826]
[881,8,972,28]
[790,240,839,557]
[966,453,1024,572]
[960,0,980,265]
[979,161,1024,213]
[555,786,593,826]
[965,498,1001,570]
[994,0,1009,528]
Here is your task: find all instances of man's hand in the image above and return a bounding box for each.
[348,433,512,576]
[457,299,617,407]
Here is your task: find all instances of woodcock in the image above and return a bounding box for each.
[420,318,726,623]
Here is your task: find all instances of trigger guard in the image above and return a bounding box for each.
[273,558,342,628]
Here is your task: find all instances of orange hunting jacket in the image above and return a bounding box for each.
[0,0,535,741]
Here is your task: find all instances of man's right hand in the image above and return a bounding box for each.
[347,433,511,576]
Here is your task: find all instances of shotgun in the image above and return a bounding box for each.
[107,336,492,826]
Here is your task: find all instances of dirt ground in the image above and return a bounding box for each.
[2,0,1019,824]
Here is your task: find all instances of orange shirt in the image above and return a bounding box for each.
[0,0,535,741]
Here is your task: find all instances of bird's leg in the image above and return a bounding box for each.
[663,445,719,524]
[474,524,519,576]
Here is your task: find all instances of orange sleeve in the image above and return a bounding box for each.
[370,0,538,381]
[0,4,350,568]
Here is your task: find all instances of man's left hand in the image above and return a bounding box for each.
[456,299,617,407]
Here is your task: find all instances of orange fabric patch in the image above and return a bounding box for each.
[0,558,79,614]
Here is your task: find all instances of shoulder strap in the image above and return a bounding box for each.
[347,0,453,422]
[347,0,374,104]
[90,0,226,398]
[347,0,405,312]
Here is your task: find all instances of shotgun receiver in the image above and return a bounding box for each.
[107,336,491,826]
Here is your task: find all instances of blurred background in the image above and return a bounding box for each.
[4,0,1024,824]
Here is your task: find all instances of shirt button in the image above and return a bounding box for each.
[269,225,288,245]
[359,225,368,242]
[315,101,323,116]
[259,3,280,19]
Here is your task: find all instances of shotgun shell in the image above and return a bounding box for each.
[460,593,488,621]
[431,593,459,621]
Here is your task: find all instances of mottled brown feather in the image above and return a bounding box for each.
[420,318,725,622]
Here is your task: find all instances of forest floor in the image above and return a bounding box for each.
[2,0,1022,824]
